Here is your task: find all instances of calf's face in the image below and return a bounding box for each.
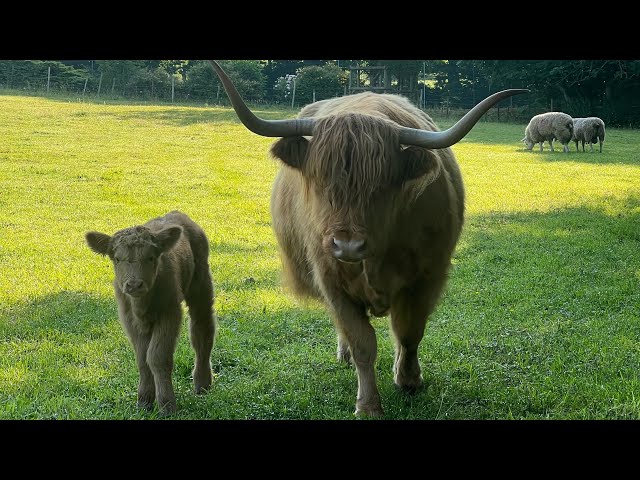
[85,225,182,297]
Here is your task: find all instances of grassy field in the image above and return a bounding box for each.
[1,94,639,420]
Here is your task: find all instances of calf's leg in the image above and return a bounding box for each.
[146,314,181,415]
[121,319,155,409]
[186,274,216,394]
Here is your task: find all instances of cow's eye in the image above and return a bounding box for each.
[114,258,120,264]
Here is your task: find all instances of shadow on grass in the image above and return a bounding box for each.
[0,290,116,338]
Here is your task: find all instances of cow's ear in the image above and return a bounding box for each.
[155,226,182,253]
[399,146,442,184]
[85,231,112,256]
[270,136,308,170]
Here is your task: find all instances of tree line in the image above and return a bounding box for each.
[1,60,638,127]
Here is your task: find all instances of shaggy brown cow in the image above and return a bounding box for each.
[209,60,526,417]
[85,210,216,415]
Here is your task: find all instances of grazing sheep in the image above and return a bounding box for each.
[85,210,216,415]
[522,112,574,153]
[572,117,606,153]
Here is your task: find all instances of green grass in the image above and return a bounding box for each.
[1,94,639,419]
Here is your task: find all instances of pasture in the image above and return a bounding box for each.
[1,94,639,419]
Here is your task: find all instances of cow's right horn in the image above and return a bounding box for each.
[208,60,315,138]
[397,89,529,149]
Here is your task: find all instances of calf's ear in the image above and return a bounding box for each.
[155,226,182,253]
[399,146,442,184]
[270,136,308,170]
[85,232,112,256]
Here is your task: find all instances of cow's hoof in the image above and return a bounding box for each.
[394,375,424,394]
[355,402,384,418]
[354,407,384,418]
[193,368,212,394]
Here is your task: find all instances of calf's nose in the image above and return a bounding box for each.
[125,279,144,293]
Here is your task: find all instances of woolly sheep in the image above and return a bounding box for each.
[572,117,606,153]
[522,112,574,153]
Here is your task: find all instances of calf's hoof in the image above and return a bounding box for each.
[137,394,155,410]
[158,401,177,416]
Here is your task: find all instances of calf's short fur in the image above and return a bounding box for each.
[85,210,216,415]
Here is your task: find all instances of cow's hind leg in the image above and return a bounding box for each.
[337,332,351,364]
[185,269,216,394]
[390,273,447,392]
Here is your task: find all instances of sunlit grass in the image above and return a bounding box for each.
[1,94,639,419]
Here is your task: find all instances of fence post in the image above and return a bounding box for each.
[291,78,296,109]
[216,84,220,104]
[82,78,88,100]
[111,78,116,96]
[550,98,553,111]
[47,66,51,94]
[97,73,103,97]
[312,89,315,103]
[171,75,175,104]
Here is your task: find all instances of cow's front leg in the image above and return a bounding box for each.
[325,292,382,417]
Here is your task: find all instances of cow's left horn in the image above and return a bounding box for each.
[208,60,315,137]
[398,89,529,149]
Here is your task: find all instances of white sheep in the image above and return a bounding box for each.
[572,117,606,153]
[522,112,574,153]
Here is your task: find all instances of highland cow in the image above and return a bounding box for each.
[209,60,526,417]
[85,210,216,415]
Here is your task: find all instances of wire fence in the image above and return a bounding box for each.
[2,74,637,127]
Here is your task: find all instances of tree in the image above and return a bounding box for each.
[184,60,266,103]
[292,63,347,106]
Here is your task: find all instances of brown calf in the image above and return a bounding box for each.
[85,210,216,415]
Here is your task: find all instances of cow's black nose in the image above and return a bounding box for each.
[331,238,367,262]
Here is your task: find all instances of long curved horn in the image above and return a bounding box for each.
[208,60,314,137]
[209,60,528,149]
[397,89,529,148]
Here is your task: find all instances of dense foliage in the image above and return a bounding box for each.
[1,59,639,126]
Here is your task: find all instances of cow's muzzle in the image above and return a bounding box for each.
[330,237,367,263]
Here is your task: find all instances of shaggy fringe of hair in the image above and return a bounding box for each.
[304,113,401,214]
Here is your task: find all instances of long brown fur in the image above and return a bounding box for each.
[268,91,465,416]
[85,210,216,415]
